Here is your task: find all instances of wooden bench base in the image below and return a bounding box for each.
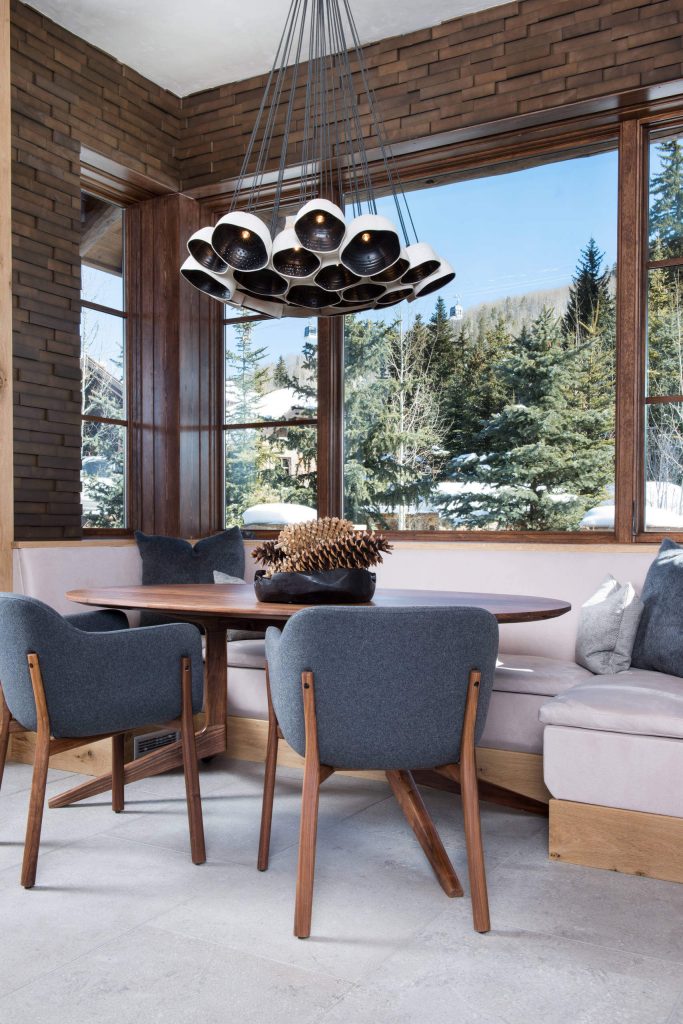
[549,799,683,884]
[9,715,549,807]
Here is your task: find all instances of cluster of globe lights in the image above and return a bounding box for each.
[180,198,455,318]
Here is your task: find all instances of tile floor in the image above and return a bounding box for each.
[0,757,682,1024]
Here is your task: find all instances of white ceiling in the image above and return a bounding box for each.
[24,0,510,96]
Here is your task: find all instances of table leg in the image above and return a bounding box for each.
[48,624,229,810]
[386,769,463,898]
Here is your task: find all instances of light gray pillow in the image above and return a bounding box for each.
[213,571,266,642]
[213,571,245,585]
[575,575,644,675]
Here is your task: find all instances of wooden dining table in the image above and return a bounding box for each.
[52,584,570,814]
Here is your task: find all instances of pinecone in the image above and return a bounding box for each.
[277,517,354,555]
[251,540,288,574]
[251,517,393,577]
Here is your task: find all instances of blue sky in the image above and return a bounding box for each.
[83,147,620,368]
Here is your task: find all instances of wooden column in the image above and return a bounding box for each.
[126,194,222,537]
[614,117,646,544]
[0,0,12,588]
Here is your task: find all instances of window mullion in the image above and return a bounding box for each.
[614,118,647,543]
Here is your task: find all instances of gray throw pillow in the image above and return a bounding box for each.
[575,575,643,675]
[213,570,265,642]
[631,538,683,676]
[135,528,245,627]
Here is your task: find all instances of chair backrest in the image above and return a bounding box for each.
[0,594,76,732]
[266,605,499,771]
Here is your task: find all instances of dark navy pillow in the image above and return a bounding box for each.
[631,538,683,677]
[135,528,245,585]
[135,529,245,627]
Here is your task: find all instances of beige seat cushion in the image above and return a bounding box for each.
[540,669,683,739]
[227,638,267,670]
[494,654,593,697]
[544,725,683,817]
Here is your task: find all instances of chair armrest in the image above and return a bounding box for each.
[65,609,129,632]
[44,621,205,738]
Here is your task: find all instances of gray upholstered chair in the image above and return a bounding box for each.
[0,594,206,888]
[258,605,499,938]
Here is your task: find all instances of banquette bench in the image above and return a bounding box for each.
[10,537,681,882]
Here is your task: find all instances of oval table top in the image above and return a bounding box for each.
[67,583,571,625]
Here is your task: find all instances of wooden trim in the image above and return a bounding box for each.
[317,316,344,518]
[80,148,176,206]
[614,118,647,543]
[549,799,683,884]
[80,300,127,318]
[223,418,317,431]
[189,84,683,210]
[0,0,12,590]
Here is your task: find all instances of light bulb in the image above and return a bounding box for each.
[293,245,301,252]
[240,229,251,240]
[361,232,371,242]
[315,214,325,224]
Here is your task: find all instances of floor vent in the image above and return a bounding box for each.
[133,729,180,760]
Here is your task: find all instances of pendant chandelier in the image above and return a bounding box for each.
[180,0,455,318]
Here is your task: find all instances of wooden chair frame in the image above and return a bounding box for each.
[258,665,490,938]
[0,654,206,888]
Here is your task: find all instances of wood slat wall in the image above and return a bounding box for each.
[178,0,683,191]
[10,0,182,539]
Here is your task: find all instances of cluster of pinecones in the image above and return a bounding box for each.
[252,517,393,577]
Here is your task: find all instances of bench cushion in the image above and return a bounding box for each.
[227,638,267,670]
[494,654,593,697]
[539,669,683,739]
[544,725,683,817]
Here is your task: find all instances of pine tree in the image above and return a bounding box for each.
[563,238,615,347]
[362,313,447,529]
[273,355,289,387]
[441,308,613,530]
[562,239,616,418]
[224,320,270,524]
[426,296,457,382]
[649,139,683,258]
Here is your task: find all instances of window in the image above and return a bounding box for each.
[80,194,128,530]
[343,147,618,532]
[223,313,317,527]
[644,129,683,530]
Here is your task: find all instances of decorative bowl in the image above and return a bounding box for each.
[254,568,376,605]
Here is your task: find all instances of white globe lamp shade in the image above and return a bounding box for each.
[412,259,456,299]
[339,214,401,277]
[401,242,441,285]
[271,227,321,279]
[293,198,346,253]
[376,284,414,307]
[314,256,360,291]
[180,255,238,304]
[212,211,272,272]
[186,226,228,275]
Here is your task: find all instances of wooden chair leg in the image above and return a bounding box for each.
[180,656,206,866]
[21,655,51,889]
[294,671,320,940]
[258,666,279,872]
[112,734,125,813]
[0,684,11,793]
[460,669,490,933]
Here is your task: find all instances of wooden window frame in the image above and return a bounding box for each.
[631,114,683,543]
[80,195,130,537]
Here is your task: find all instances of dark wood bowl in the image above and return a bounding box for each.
[254,568,376,604]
